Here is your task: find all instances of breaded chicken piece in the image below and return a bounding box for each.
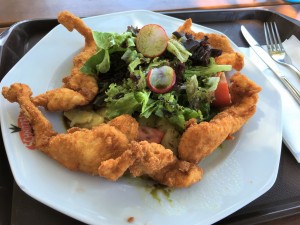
[3,83,130,175]
[99,141,203,188]
[108,114,139,142]
[97,149,142,181]
[129,141,203,188]
[178,73,262,163]
[2,83,203,187]
[177,18,244,71]
[32,11,98,111]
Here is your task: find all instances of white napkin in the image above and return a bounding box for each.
[240,35,300,163]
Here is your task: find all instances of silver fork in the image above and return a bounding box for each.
[264,22,300,79]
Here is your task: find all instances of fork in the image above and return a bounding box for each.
[264,22,300,80]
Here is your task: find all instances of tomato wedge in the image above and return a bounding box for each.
[137,126,165,144]
[212,72,231,108]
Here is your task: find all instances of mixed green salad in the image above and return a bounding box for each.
[71,24,233,132]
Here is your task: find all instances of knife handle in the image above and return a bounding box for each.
[280,77,300,105]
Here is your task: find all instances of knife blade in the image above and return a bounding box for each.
[241,25,300,105]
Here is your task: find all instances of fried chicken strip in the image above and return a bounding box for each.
[32,11,98,111]
[177,18,244,71]
[108,114,139,142]
[3,84,131,175]
[2,84,203,187]
[99,141,203,188]
[178,73,262,163]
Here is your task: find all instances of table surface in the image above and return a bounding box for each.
[0,0,300,26]
[1,0,300,225]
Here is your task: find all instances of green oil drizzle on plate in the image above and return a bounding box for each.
[147,183,174,204]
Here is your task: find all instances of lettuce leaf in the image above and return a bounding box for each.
[184,58,232,79]
[81,31,135,75]
[185,75,217,118]
[181,34,222,66]
[96,49,110,73]
[104,81,203,130]
[105,92,140,119]
[92,31,134,50]
[80,50,103,75]
[136,92,202,130]
[104,83,140,119]
[167,38,192,63]
[135,91,156,118]
[168,107,203,129]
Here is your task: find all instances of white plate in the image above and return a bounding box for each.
[0,10,282,225]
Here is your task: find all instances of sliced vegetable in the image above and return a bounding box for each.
[146,66,176,94]
[136,24,168,58]
[212,72,231,108]
[137,126,165,143]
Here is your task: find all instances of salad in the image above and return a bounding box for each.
[65,23,233,138]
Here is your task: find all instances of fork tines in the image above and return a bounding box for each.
[264,22,284,52]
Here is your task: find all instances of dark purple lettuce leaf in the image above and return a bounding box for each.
[179,33,222,66]
[127,25,140,37]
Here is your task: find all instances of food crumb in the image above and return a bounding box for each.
[127,216,134,223]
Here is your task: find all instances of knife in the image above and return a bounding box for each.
[241,25,300,105]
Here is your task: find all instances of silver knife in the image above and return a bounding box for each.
[241,25,300,105]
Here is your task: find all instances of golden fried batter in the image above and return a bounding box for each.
[129,141,203,188]
[3,84,129,174]
[32,11,98,111]
[2,83,202,187]
[108,115,139,142]
[99,141,203,188]
[178,73,262,163]
[177,18,244,71]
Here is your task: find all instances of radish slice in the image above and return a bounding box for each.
[147,66,176,94]
[136,24,168,58]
